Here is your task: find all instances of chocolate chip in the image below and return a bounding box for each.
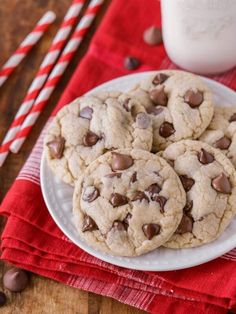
[184,90,203,108]
[110,193,129,207]
[146,106,164,115]
[212,173,231,194]
[83,131,100,146]
[150,87,168,106]
[179,175,195,192]
[0,291,6,307]
[132,191,149,202]
[176,214,193,234]
[123,213,132,230]
[183,200,193,212]
[105,173,122,178]
[123,98,131,112]
[3,268,29,292]
[136,112,151,129]
[130,171,137,183]
[152,73,169,85]
[146,183,161,200]
[198,149,214,165]
[79,107,93,120]
[82,215,98,232]
[153,195,167,213]
[111,152,134,171]
[112,221,126,231]
[229,113,236,123]
[82,186,100,202]
[214,136,231,150]
[47,136,65,159]
[142,223,161,240]
[124,56,140,70]
[143,26,162,45]
[159,122,175,138]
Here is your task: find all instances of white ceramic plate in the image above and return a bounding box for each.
[40,71,236,271]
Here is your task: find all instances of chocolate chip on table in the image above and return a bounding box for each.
[146,106,164,115]
[212,173,231,194]
[214,136,231,150]
[198,148,214,165]
[111,152,134,171]
[142,223,161,240]
[153,195,167,213]
[175,214,193,234]
[229,113,236,123]
[110,193,129,207]
[3,268,29,292]
[123,98,131,112]
[47,136,65,159]
[152,73,169,85]
[82,186,100,202]
[123,213,132,230]
[0,291,6,307]
[179,175,195,192]
[184,89,203,108]
[143,26,162,45]
[79,106,93,120]
[146,183,161,199]
[183,200,193,212]
[132,191,149,202]
[83,131,100,146]
[159,122,175,138]
[112,221,126,231]
[124,56,140,70]
[149,87,168,106]
[136,112,151,129]
[82,215,98,232]
[130,171,137,183]
[105,172,122,178]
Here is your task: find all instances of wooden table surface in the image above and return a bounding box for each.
[0,1,145,313]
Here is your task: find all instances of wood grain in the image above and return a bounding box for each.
[0,1,145,313]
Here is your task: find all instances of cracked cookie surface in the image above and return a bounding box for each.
[161,140,236,248]
[200,106,236,168]
[44,92,153,185]
[129,70,213,152]
[73,149,186,256]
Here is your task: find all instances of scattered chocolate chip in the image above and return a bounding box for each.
[132,191,149,202]
[0,291,6,307]
[214,136,231,150]
[183,200,193,212]
[82,215,98,232]
[212,173,231,194]
[3,268,29,292]
[150,87,168,106]
[79,106,93,120]
[198,149,214,165]
[153,195,167,213]
[130,171,137,183]
[112,221,126,231]
[176,214,193,234]
[123,98,131,112]
[184,89,203,108]
[229,113,236,123]
[159,122,175,138]
[83,131,100,146]
[47,136,65,159]
[124,56,140,70]
[146,183,161,199]
[179,175,195,192]
[136,112,151,129]
[142,223,161,240]
[111,152,134,171]
[146,106,164,115]
[143,26,162,45]
[82,186,100,202]
[105,173,122,178]
[110,193,129,207]
[123,213,132,230]
[152,73,169,85]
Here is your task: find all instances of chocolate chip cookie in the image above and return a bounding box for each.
[200,106,236,168]
[73,149,186,256]
[129,70,214,152]
[44,92,153,185]
[161,140,236,248]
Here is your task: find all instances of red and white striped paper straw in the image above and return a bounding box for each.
[0,1,84,167]
[10,0,104,154]
[0,11,56,88]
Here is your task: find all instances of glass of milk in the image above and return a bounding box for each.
[161,0,236,74]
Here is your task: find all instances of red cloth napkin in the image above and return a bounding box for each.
[1,0,236,313]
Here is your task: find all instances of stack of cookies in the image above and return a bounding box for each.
[44,70,236,257]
